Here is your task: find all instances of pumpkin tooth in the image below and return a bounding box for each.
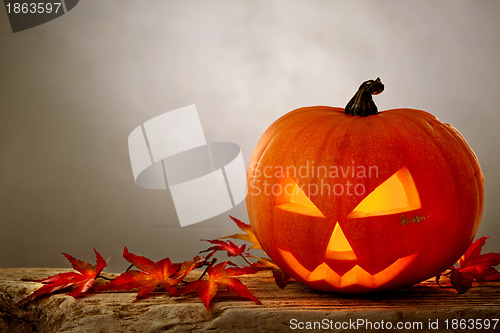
[278,248,417,289]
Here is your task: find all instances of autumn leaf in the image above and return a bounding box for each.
[21,249,107,302]
[177,261,264,309]
[248,256,278,269]
[472,265,500,281]
[221,216,263,250]
[175,255,204,282]
[457,237,500,272]
[448,237,500,293]
[200,239,248,260]
[450,269,475,294]
[246,255,291,288]
[98,247,186,298]
[272,269,291,289]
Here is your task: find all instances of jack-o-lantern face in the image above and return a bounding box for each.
[274,167,420,290]
[246,80,484,293]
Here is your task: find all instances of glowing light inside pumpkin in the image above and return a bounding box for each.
[273,167,423,289]
[348,167,420,218]
[278,248,417,289]
[325,222,357,260]
[275,177,325,218]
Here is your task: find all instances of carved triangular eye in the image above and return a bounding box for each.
[275,177,325,218]
[348,167,421,218]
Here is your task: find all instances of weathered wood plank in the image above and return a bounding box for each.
[1,268,499,332]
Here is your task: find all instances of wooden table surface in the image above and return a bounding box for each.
[1,268,499,332]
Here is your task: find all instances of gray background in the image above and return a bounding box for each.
[1,0,499,271]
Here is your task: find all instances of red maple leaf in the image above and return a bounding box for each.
[221,216,263,250]
[21,249,107,302]
[449,237,500,293]
[450,269,475,294]
[200,239,248,259]
[97,247,193,298]
[178,261,264,309]
[272,268,291,289]
[223,216,291,288]
[247,256,291,288]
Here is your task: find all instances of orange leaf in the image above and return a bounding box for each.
[248,256,278,269]
[200,239,247,258]
[272,269,291,289]
[21,249,107,302]
[177,261,263,309]
[221,216,263,250]
[450,268,474,294]
[449,237,500,293]
[98,247,184,298]
[473,266,500,281]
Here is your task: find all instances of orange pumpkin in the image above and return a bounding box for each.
[246,78,484,293]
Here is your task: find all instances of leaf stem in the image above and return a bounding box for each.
[241,254,252,265]
[96,275,115,281]
[199,258,217,280]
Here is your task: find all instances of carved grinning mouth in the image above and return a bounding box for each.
[277,248,417,289]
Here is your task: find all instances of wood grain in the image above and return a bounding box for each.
[1,268,499,332]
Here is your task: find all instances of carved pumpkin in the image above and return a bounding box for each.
[246,78,484,293]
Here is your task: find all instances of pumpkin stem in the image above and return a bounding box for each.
[345,78,384,117]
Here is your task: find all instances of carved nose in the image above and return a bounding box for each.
[324,222,357,260]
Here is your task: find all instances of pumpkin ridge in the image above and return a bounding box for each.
[273,112,342,261]
[248,110,340,253]
[433,121,484,240]
[294,113,356,258]
[394,110,480,276]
